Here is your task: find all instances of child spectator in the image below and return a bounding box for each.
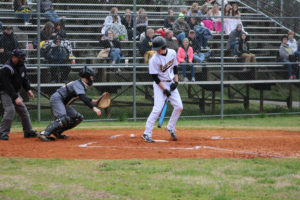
[208,3,221,33]
[164,9,176,29]
[136,8,148,39]
[121,9,134,40]
[226,24,245,56]
[0,26,19,64]
[279,36,298,79]
[139,29,155,63]
[177,38,195,82]
[13,0,32,25]
[165,30,178,51]
[40,0,62,24]
[287,31,300,61]
[237,33,256,64]
[173,13,190,45]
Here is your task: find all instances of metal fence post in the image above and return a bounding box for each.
[220,0,225,120]
[37,0,41,121]
[133,0,137,122]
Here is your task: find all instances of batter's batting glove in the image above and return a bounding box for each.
[170,82,178,91]
[163,89,171,97]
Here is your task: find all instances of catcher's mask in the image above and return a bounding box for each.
[79,66,95,86]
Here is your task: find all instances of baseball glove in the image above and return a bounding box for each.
[97,92,111,108]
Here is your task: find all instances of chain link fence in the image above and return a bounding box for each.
[0,0,299,122]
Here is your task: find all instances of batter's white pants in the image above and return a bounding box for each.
[144,82,183,137]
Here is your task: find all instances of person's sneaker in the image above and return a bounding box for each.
[167,129,177,141]
[191,77,195,82]
[37,131,55,142]
[24,130,38,138]
[141,134,154,143]
[183,77,189,82]
[0,134,9,140]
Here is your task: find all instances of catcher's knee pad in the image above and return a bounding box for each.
[44,115,71,136]
[59,115,71,127]
[70,113,84,128]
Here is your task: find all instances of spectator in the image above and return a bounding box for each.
[194,23,212,50]
[237,33,256,65]
[0,26,19,64]
[99,29,122,70]
[287,31,300,61]
[226,24,245,56]
[121,9,134,40]
[13,0,32,25]
[187,30,212,63]
[208,3,221,33]
[136,8,148,39]
[110,17,128,41]
[177,38,195,82]
[215,0,228,6]
[279,36,297,79]
[40,0,62,24]
[101,7,122,35]
[140,29,155,63]
[173,13,190,45]
[52,21,67,39]
[45,36,70,83]
[188,16,199,30]
[203,0,215,7]
[201,4,215,32]
[187,3,202,17]
[165,30,178,51]
[164,9,176,29]
[231,3,246,34]
[41,21,54,41]
[223,3,234,35]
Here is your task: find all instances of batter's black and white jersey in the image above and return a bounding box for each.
[149,49,178,81]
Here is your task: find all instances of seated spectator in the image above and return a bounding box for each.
[177,38,195,82]
[188,16,199,30]
[0,26,19,64]
[226,24,245,56]
[230,3,246,34]
[41,21,54,41]
[45,36,70,83]
[187,30,212,63]
[203,0,215,7]
[237,33,256,65]
[165,30,178,51]
[13,0,32,25]
[40,0,62,24]
[287,31,300,61]
[136,8,148,39]
[187,3,202,17]
[101,7,122,35]
[99,29,122,69]
[223,3,233,35]
[110,17,128,41]
[121,9,134,40]
[194,23,212,50]
[139,29,155,63]
[173,13,190,45]
[279,36,298,79]
[208,3,221,33]
[164,9,176,29]
[215,0,228,6]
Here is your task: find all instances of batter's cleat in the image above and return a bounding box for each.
[37,131,56,142]
[142,134,154,143]
[0,134,9,140]
[24,130,38,138]
[167,129,178,141]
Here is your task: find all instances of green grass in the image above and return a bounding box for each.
[0,158,299,200]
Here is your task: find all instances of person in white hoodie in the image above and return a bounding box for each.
[287,31,300,61]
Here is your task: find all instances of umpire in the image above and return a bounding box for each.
[37,66,101,141]
[0,49,37,140]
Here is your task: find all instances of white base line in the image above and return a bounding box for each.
[109,134,123,139]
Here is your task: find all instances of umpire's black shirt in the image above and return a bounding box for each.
[0,59,31,101]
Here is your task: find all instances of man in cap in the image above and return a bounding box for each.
[0,26,19,64]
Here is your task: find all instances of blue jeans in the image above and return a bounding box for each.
[44,10,60,23]
[283,59,293,76]
[180,63,195,78]
[15,13,30,23]
[230,41,239,56]
[294,51,300,61]
[176,32,186,45]
[109,48,121,64]
[193,53,205,63]
[198,35,208,49]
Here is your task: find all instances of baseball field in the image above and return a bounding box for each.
[1,115,300,199]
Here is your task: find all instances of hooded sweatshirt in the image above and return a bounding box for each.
[226,25,245,50]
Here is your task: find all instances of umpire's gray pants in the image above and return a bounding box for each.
[0,91,33,136]
[50,92,80,119]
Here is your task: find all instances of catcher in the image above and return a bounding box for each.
[37,66,110,141]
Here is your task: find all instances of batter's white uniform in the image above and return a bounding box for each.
[144,49,183,137]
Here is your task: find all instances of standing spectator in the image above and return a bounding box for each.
[279,36,297,79]
[0,49,37,140]
[0,26,19,64]
[177,38,195,82]
[136,8,148,39]
[101,7,122,35]
[208,3,221,33]
[13,0,32,25]
[237,33,256,65]
[226,24,245,56]
[140,29,155,63]
[287,31,300,61]
[164,9,176,29]
[99,29,122,69]
[165,30,178,51]
[188,30,212,63]
[40,0,62,24]
[45,36,70,83]
[121,9,134,40]
[173,13,190,45]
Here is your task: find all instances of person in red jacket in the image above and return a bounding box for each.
[177,38,195,82]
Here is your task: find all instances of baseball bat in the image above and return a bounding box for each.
[157,98,169,128]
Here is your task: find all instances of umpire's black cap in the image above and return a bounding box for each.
[152,36,167,51]
[12,49,26,59]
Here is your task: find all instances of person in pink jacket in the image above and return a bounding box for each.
[177,38,195,82]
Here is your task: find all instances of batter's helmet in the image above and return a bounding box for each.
[12,49,26,59]
[152,36,167,50]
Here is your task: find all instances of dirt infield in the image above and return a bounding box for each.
[0,129,299,159]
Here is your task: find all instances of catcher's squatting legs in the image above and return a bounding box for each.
[144,82,183,138]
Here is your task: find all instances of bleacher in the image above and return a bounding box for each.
[0,0,298,113]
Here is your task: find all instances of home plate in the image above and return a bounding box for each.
[154,140,169,143]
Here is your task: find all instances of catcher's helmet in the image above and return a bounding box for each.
[79,66,95,78]
[152,36,167,50]
[12,49,26,60]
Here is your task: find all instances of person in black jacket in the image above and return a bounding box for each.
[237,33,256,64]
[139,28,155,63]
[0,26,19,64]
[121,9,134,41]
[0,49,37,140]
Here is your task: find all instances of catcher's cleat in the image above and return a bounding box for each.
[55,134,68,139]
[37,131,55,142]
[167,129,178,141]
[24,130,38,138]
[142,134,154,143]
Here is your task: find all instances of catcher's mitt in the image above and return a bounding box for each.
[97,92,111,109]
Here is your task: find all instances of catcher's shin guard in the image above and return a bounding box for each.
[53,114,83,139]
